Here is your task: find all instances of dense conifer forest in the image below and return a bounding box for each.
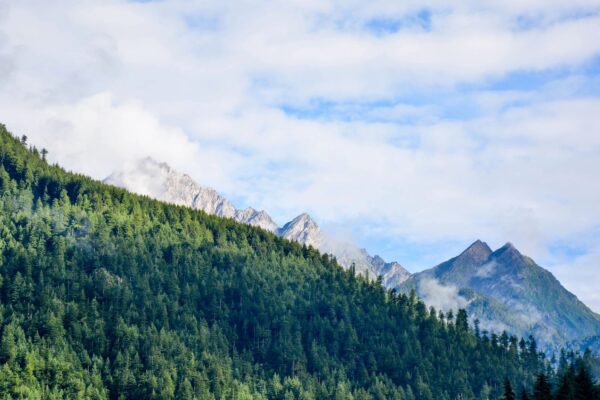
[0,126,598,399]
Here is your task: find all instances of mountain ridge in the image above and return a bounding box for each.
[104,157,411,285]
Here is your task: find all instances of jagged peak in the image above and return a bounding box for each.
[255,209,272,217]
[296,212,312,220]
[287,212,318,227]
[458,239,492,260]
[467,239,492,252]
[371,254,385,264]
[237,206,258,215]
[492,242,524,260]
[502,241,516,250]
[277,212,323,248]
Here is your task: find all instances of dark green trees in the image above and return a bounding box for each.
[514,359,600,400]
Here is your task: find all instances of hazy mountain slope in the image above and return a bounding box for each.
[399,240,600,347]
[106,157,411,285]
[573,336,600,354]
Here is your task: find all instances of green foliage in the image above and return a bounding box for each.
[0,125,597,399]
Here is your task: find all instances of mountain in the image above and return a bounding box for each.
[369,255,413,288]
[0,125,555,400]
[105,157,410,285]
[399,240,600,348]
[105,157,279,232]
[276,213,395,279]
[277,212,324,247]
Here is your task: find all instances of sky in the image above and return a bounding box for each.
[1,0,600,311]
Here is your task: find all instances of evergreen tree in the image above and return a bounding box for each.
[533,373,552,400]
[519,386,531,400]
[574,364,595,400]
[503,378,515,400]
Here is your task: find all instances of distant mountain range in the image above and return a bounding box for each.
[106,157,600,351]
[398,240,600,349]
[104,157,411,287]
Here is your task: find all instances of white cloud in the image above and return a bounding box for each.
[1,92,245,191]
[418,278,470,312]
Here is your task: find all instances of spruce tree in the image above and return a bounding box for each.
[533,373,552,400]
[503,378,515,400]
[574,364,595,400]
[519,386,530,400]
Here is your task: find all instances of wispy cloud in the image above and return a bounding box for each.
[1,0,599,310]
[418,278,470,312]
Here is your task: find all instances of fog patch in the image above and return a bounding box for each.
[105,157,168,200]
[418,278,470,312]
[475,260,497,278]
[477,319,512,335]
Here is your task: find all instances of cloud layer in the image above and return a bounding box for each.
[0,0,599,310]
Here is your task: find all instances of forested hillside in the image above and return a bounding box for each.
[0,125,596,399]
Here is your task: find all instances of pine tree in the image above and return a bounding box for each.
[503,378,515,400]
[533,373,552,400]
[519,386,530,400]
[574,364,595,400]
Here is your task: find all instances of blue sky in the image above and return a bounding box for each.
[1,0,600,311]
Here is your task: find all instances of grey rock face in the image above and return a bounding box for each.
[369,255,412,287]
[236,207,279,232]
[277,213,324,248]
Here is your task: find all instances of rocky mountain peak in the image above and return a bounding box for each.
[461,240,493,262]
[235,208,278,232]
[492,242,524,264]
[277,213,323,248]
[295,213,316,225]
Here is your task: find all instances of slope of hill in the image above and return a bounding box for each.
[0,125,545,399]
[399,240,600,349]
[105,157,410,285]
